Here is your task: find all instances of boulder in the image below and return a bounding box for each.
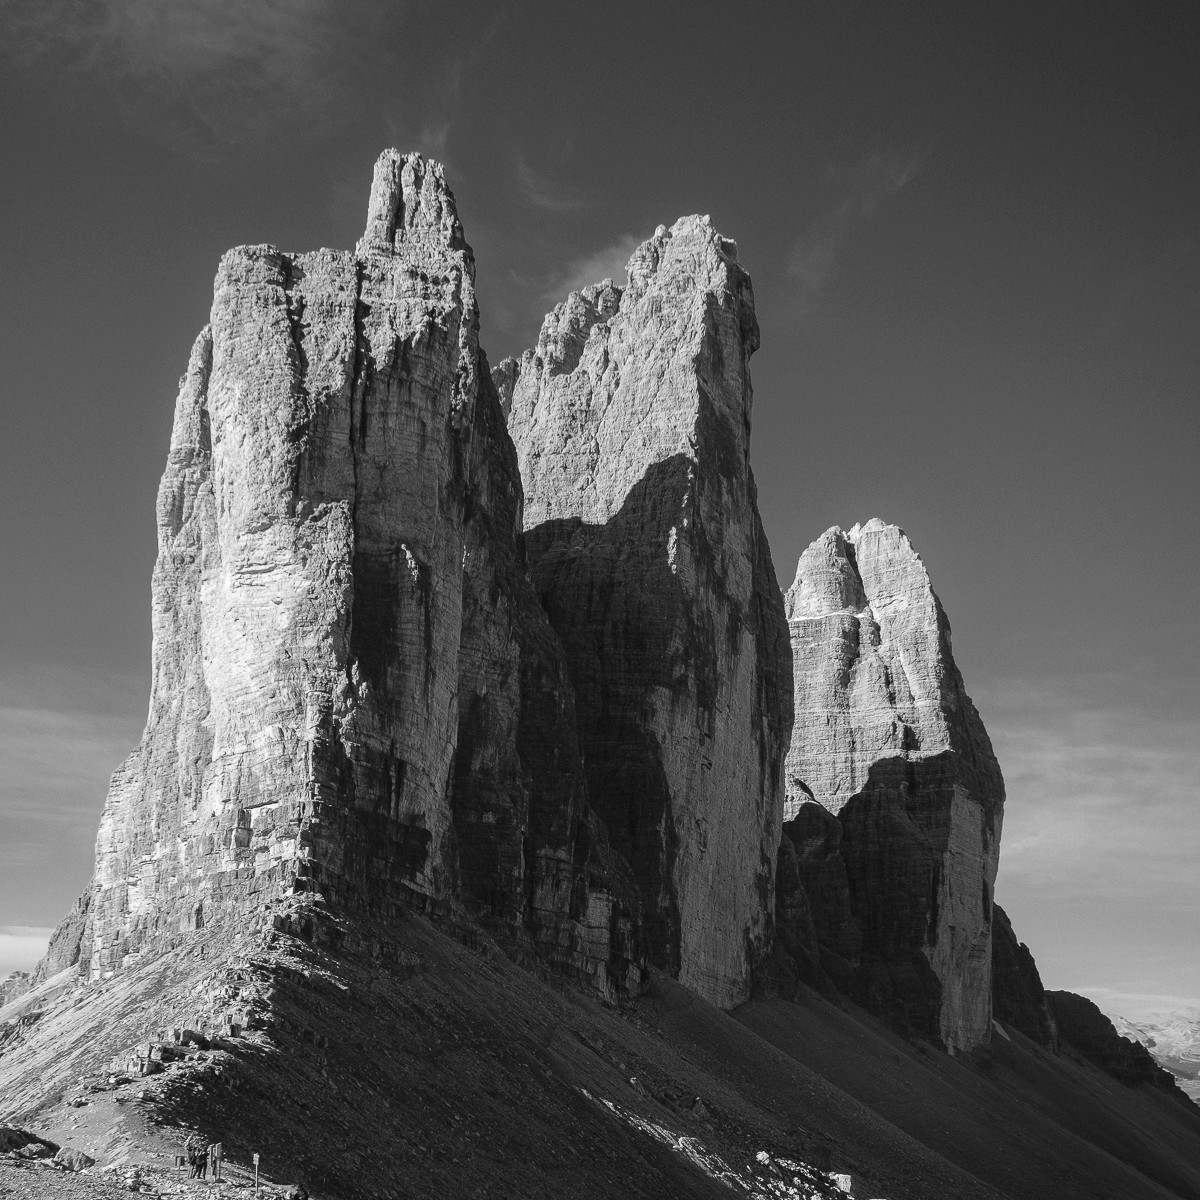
[503,218,792,1008]
[53,1146,96,1172]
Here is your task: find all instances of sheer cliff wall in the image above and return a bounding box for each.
[501,219,793,1009]
[75,152,641,997]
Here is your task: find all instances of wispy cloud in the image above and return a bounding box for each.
[393,5,513,164]
[0,926,54,979]
[1074,986,1200,1025]
[2,0,389,146]
[982,671,1200,1012]
[513,150,589,215]
[540,233,645,301]
[0,664,143,928]
[789,145,932,313]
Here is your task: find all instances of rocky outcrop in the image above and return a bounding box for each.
[991,904,1057,1048]
[0,975,30,1009]
[503,219,793,1008]
[29,892,90,988]
[777,521,1003,1050]
[72,150,640,999]
[1049,991,1193,1102]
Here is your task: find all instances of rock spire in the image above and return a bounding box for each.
[74,151,641,997]
[776,520,1004,1050]
[502,217,793,1008]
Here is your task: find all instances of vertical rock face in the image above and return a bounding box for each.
[76,151,640,997]
[778,521,1003,1050]
[991,904,1057,1048]
[503,218,793,1009]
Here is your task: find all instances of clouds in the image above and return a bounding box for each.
[1074,986,1200,1025]
[513,151,589,215]
[545,233,643,300]
[982,671,1200,1012]
[2,0,381,145]
[0,665,143,927]
[789,145,931,312]
[0,927,53,980]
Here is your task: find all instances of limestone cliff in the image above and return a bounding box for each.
[67,151,640,997]
[776,521,1003,1050]
[991,903,1057,1048]
[502,218,793,1009]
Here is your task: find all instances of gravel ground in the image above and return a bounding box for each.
[0,1158,295,1199]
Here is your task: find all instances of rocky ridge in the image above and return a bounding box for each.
[502,217,792,1009]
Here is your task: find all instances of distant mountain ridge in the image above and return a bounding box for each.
[1114,1010,1200,1102]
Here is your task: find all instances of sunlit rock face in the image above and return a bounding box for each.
[502,218,793,1009]
[778,521,1004,1050]
[72,151,641,998]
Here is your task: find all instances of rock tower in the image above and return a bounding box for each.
[777,520,1004,1049]
[502,218,793,1008]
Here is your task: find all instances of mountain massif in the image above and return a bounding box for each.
[2,151,1197,1200]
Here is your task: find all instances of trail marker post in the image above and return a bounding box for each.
[253,1151,260,1196]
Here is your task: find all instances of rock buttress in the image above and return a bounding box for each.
[779,520,1004,1050]
[76,151,640,997]
[503,218,793,1009]
[990,904,1057,1048]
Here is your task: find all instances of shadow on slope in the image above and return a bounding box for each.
[3,904,1199,1200]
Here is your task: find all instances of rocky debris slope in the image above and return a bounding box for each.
[772,521,1004,1051]
[502,219,792,1010]
[58,150,640,999]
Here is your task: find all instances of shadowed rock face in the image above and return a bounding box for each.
[777,521,1004,1050]
[63,151,641,998]
[501,218,793,1009]
[1049,991,1194,1101]
[991,904,1057,1049]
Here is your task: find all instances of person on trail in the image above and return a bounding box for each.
[186,1135,208,1179]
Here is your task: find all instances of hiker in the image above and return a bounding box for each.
[195,1140,208,1179]
[187,1144,201,1178]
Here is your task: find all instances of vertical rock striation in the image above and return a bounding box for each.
[777,520,1003,1049]
[503,218,793,1009]
[70,151,640,998]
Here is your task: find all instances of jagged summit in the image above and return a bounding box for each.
[784,518,981,814]
[356,149,470,263]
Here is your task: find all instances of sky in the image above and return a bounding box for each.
[0,0,1196,1023]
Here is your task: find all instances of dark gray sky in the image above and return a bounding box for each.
[1,1,1196,1021]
